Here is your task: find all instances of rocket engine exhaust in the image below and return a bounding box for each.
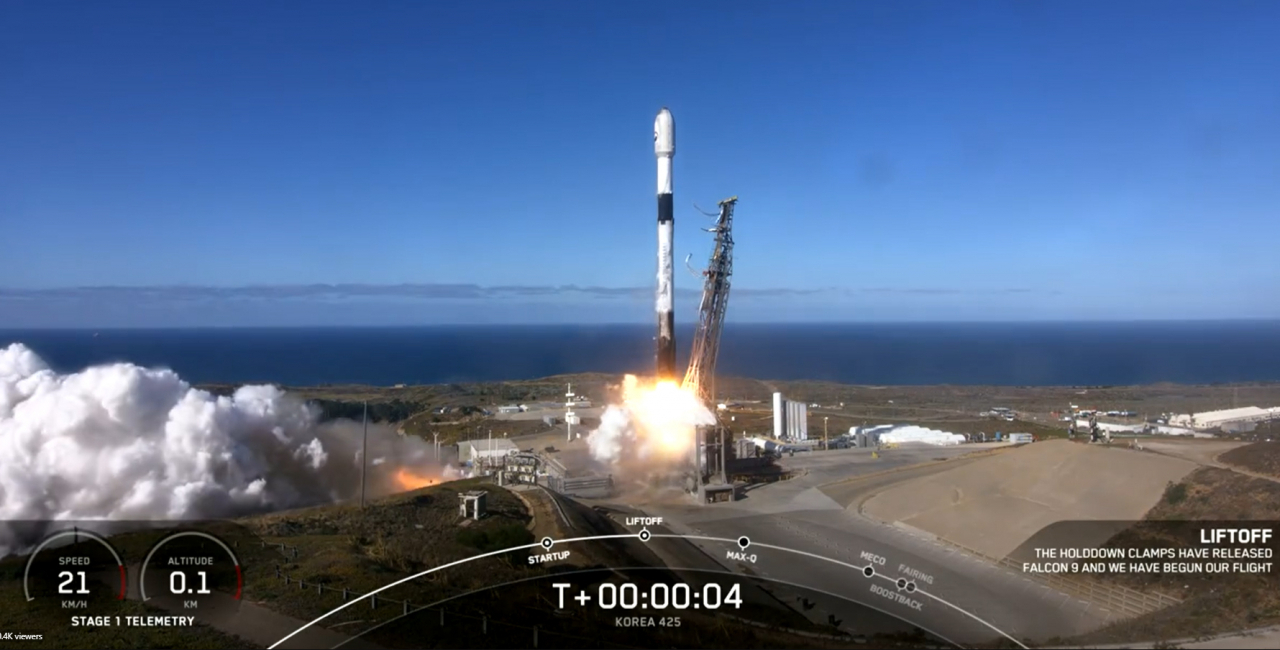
[655,107,677,380]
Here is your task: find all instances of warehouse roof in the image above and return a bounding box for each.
[1193,406,1272,425]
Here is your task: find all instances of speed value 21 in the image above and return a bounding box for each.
[554,582,743,610]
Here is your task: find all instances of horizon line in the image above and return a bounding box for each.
[3,317,1280,332]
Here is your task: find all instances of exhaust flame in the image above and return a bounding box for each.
[393,467,441,490]
[586,375,715,467]
[391,464,470,492]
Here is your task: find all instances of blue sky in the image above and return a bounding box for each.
[2,0,1278,326]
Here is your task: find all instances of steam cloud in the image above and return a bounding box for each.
[586,405,641,463]
[0,343,458,555]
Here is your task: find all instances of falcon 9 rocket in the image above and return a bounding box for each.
[654,108,677,380]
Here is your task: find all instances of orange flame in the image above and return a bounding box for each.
[394,467,441,491]
[616,375,716,458]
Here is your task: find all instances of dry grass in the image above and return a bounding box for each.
[1065,467,1280,645]
[1219,440,1280,478]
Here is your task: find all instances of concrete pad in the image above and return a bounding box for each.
[862,440,1198,559]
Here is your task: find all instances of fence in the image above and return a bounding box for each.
[933,537,1182,617]
[545,475,614,497]
[994,556,1183,617]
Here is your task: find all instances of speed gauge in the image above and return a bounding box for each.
[23,528,126,612]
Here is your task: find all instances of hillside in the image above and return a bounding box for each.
[1063,466,1280,645]
[238,479,928,649]
[1218,440,1280,477]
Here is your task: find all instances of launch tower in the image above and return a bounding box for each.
[683,197,739,501]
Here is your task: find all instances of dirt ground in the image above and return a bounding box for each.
[861,439,1199,558]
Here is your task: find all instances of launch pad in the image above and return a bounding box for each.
[690,423,745,503]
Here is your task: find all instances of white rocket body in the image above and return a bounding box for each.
[654,108,676,380]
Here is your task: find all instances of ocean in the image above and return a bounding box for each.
[3,322,1279,387]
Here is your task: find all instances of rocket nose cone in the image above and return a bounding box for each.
[654,108,675,156]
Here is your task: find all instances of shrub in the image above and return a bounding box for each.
[455,523,533,553]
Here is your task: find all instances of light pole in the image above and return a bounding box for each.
[433,431,439,461]
[360,401,368,509]
[824,416,829,450]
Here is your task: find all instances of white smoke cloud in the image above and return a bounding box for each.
[0,343,454,555]
[587,405,639,463]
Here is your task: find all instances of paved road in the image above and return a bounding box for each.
[631,444,1110,646]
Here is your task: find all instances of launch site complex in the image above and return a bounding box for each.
[176,107,1280,650]
[5,2,1280,646]
[424,109,1280,647]
[5,107,1280,650]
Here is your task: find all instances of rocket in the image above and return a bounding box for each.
[654,107,677,381]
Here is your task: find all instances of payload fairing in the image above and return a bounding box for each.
[655,107,676,380]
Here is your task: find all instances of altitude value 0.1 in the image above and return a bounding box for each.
[555,582,743,610]
[170,571,212,595]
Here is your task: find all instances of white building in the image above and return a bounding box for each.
[879,425,965,446]
[460,438,519,463]
[1169,406,1280,431]
[772,392,809,440]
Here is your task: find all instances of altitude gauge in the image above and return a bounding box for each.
[139,531,242,624]
[23,528,126,616]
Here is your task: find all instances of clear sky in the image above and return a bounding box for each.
[2,0,1278,326]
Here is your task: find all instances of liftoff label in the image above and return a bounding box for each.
[1021,527,1276,576]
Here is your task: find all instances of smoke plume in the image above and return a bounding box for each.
[0,343,456,555]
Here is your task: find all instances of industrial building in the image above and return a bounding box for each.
[458,491,487,520]
[772,392,808,441]
[1168,406,1280,432]
[849,424,895,447]
[459,438,519,463]
[498,453,541,486]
